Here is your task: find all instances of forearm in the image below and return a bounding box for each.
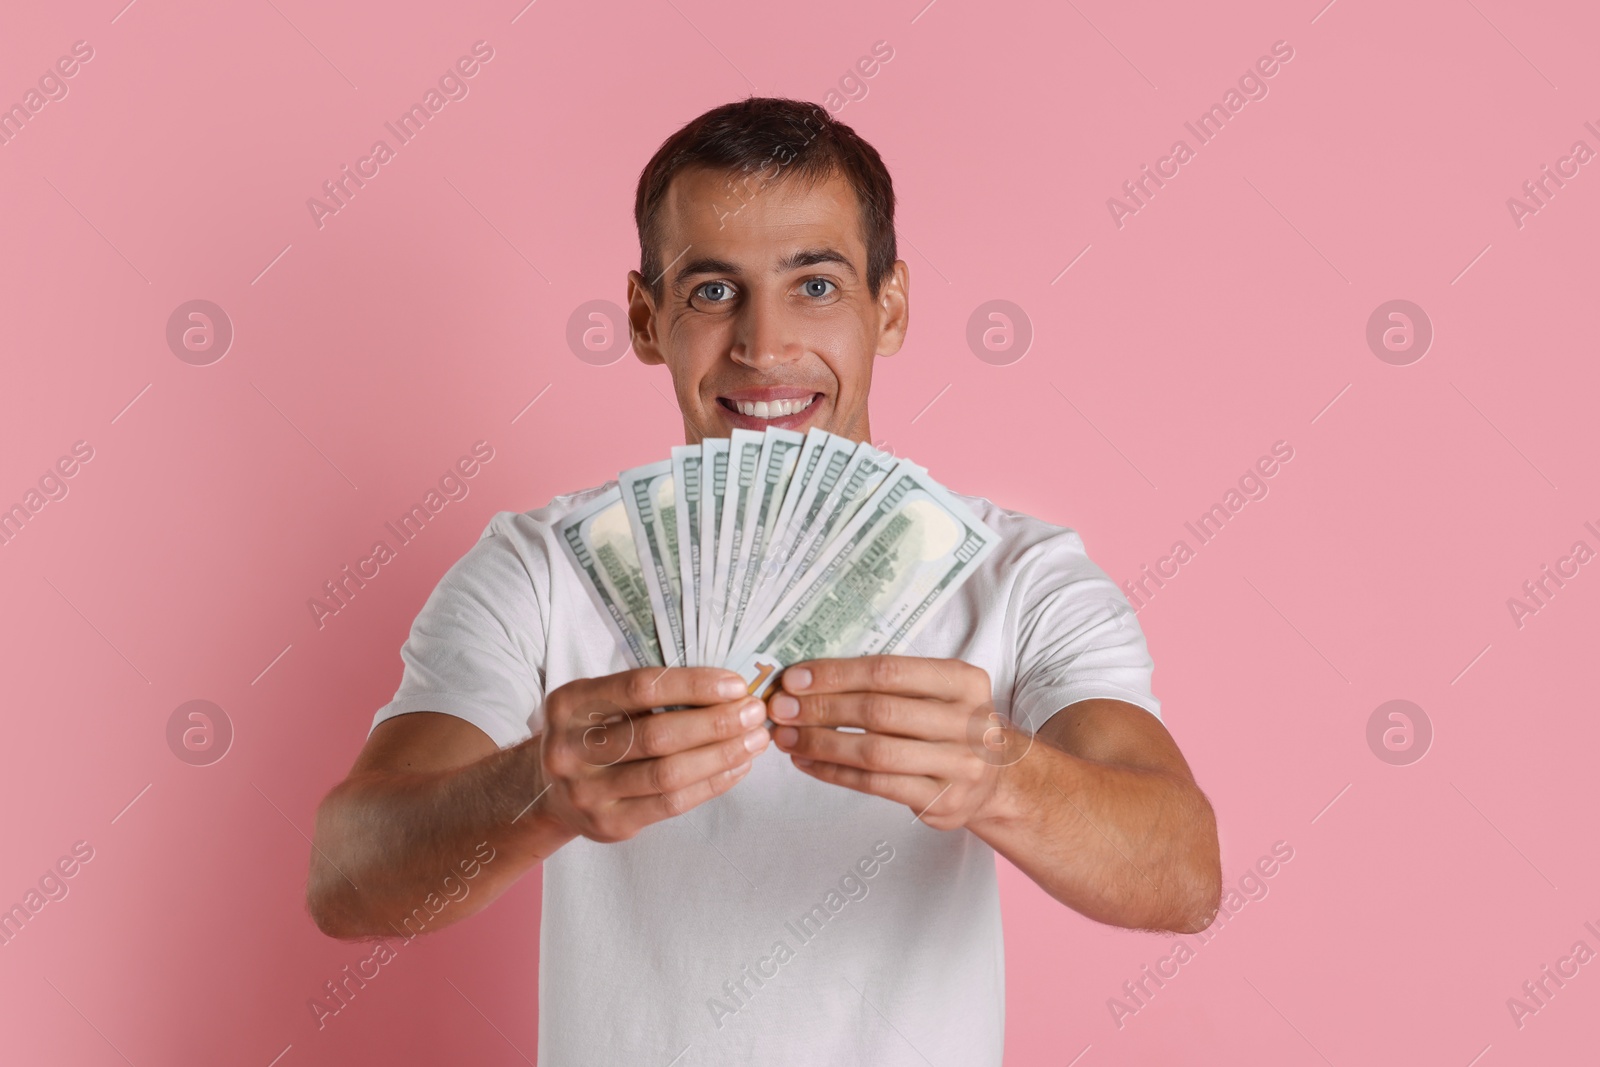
[308,734,575,939]
[970,741,1220,933]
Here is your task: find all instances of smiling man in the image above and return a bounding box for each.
[308,97,1220,1066]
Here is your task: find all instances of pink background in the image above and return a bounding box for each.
[2,0,1596,1063]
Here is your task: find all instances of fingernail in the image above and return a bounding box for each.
[739,699,764,728]
[771,693,800,720]
[718,676,748,699]
[732,761,753,777]
[775,726,798,747]
[793,757,814,768]
[785,667,812,692]
[744,728,769,753]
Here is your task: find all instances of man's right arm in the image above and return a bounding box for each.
[306,668,770,940]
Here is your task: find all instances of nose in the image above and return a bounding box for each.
[729,292,803,370]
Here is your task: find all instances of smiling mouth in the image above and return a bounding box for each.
[717,394,821,419]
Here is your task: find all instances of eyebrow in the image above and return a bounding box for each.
[671,246,860,290]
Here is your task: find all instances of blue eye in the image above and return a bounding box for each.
[803,278,836,298]
[696,281,735,303]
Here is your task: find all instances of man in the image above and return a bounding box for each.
[308,97,1220,1065]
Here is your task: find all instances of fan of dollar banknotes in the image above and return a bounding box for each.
[556,426,1001,699]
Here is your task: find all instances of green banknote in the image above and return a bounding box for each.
[558,429,998,702]
[555,485,663,669]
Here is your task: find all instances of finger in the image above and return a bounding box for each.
[610,697,768,763]
[618,759,756,825]
[606,725,770,798]
[790,758,942,810]
[780,655,972,701]
[576,666,751,718]
[773,725,967,778]
[767,690,963,741]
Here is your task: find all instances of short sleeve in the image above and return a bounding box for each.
[369,512,548,749]
[1007,528,1162,732]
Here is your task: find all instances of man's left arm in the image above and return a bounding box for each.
[767,656,1221,934]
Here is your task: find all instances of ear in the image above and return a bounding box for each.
[626,270,666,366]
[874,260,910,358]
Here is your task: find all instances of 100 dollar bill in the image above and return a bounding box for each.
[724,427,804,658]
[706,430,765,665]
[555,486,663,669]
[696,438,731,664]
[671,445,704,666]
[727,463,999,697]
[743,439,895,631]
[618,460,685,669]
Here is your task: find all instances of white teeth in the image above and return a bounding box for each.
[734,395,815,418]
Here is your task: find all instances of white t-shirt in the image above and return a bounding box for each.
[371,481,1161,1066]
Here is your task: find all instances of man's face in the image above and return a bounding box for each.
[627,166,909,445]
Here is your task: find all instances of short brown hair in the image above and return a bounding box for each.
[633,97,897,303]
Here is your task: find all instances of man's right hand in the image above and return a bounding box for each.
[308,667,768,940]
[536,667,770,843]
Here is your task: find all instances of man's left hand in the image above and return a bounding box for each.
[767,655,1025,831]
